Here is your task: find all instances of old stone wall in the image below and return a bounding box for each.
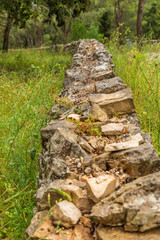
[26,39,160,240]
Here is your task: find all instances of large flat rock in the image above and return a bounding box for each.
[96,225,160,240]
[107,143,160,177]
[90,88,135,116]
[90,171,160,232]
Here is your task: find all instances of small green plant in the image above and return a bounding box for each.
[71,116,102,136]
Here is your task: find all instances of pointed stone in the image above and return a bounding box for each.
[86,174,117,203]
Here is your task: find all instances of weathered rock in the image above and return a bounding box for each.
[50,105,69,118]
[91,103,108,122]
[91,171,160,232]
[89,70,115,81]
[38,126,89,185]
[83,155,93,166]
[40,119,75,142]
[78,137,94,153]
[51,200,81,228]
[96,225,160,240]
[88,136,97,149]
[86,174,117,203]
[90,89,135,116]
[105,133,143,152]
[36,179,91,213]
[26,210,93,240]
[95,77,127,94]
[101,123,124,136]
[68,113,81,121]
[106,142,160,177]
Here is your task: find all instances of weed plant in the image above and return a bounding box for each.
[108,42,160,155]
[0,50,72,239]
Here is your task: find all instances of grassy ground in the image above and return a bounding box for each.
[108,43,160,154]
[0,43,159,239]
[0,50,72,239]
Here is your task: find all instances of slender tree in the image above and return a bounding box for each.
[137,0,145,42]
[0,0,33,52]
[114,0,123,44]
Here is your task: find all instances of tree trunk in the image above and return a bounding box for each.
[3,13,13,52]
[62,21,72,44]
[114,0,123,45]
[137,0,145,42]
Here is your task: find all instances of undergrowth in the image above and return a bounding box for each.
[0,50,72,239]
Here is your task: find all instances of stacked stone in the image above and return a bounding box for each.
[26,40,160,240]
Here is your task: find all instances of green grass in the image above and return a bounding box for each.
[108,42,160,154]
[0,50,72,239]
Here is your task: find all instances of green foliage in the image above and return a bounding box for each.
[0,49,72,239]
[45,0,91,27]
[70,22,104,43]
[143,0,160,39]
[85,24,104,43]
[56,188,72,202]
[70,22,87,41]
[0,0,33,26]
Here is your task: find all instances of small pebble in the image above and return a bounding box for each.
[84,167,92,175]
[77,162,82,168]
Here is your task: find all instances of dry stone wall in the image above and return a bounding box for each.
[26,39,160,240]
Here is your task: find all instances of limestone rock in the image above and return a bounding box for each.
[90,89,135,116]
[91,103,108,122]
[40,119,75,142]
[83,155,93,166]
[51,200,81,228]
[39,127,88,184]
[88,136,97,149]
[105,133,143,152]
[96,225,160,240]
[36,179,90,213]
[106,142,160,177]
[89,70,115,81]
[67,113,81,121]
[91,171,160,232]
[86,174,117,203]
[78,137,94,153]
[26,211,93,240]
[95,77,127,94]
[101,123,124,136]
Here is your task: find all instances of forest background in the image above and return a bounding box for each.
[0,0,160,51]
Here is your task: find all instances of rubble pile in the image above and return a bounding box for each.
[26,39,160,240]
